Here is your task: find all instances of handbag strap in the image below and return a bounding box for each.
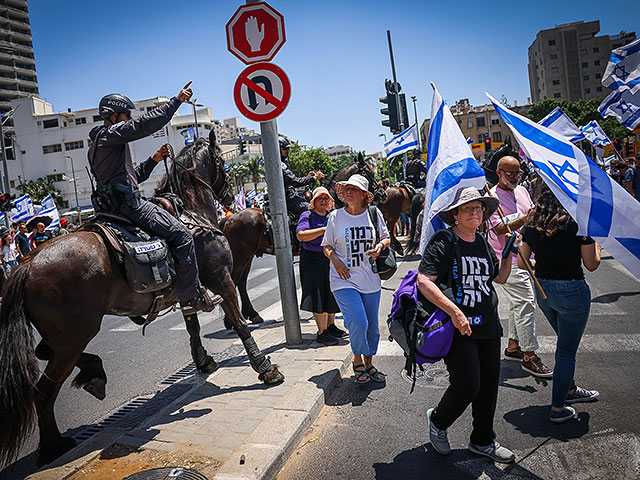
[367,206,380,244]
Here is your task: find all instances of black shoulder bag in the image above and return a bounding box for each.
[368,206,397,280]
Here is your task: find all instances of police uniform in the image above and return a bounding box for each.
[282,157,315,216]
[405,159,427,188]
[88,96,200,303]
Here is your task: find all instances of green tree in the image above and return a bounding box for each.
[333,153,358,173]
[288,144,335,179]
[15,176,63,206]
[237,156,265,192]
[526,97,631,140]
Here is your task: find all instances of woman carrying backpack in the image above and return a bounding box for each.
[417,187,516,463]
[518,183,601,423]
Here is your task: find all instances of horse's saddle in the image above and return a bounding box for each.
[82,213,174,294]
[398,181,417,198]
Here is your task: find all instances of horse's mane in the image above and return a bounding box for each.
[155,138,209,196]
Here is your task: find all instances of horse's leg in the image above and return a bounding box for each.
[217,273,284,385]
[182,312,219,374]
[387,218,404,255]
[34,353,81,466]
[238,262,263,324]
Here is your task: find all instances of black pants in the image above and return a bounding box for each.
[286,196,309,216]
[116,198,200,302]
[430,333,501,446]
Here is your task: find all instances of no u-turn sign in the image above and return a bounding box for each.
[233,62,291,122]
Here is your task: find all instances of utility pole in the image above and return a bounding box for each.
[411,95,420,151]
[0,119,11,227]
[190,100,203,138]
[65,155,81,222]
[386,30,408,180]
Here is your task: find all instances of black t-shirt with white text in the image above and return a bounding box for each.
[419,229,502,339]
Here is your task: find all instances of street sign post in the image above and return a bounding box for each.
[233,62,291,122]
[226,2,286,64]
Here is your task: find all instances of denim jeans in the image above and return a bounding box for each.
[536,278,591,408]
[332,288,381,356]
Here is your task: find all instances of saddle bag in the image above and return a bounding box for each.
[121,238,173,293]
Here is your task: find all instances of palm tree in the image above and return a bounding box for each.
[238,156,265,192]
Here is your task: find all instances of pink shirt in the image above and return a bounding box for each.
[487,185,533,263]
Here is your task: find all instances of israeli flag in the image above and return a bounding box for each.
[602,38,640,93]
[581,120,611,146]
[246,188,257,200]
[418,84,486,254]
[234,189,246,210]
[488,93,640,281]
[40,194,60,230]
[10,194,34,223]
[539,107,584,143]
[180,127,196,145]
[384,123,418,159]
[598,88,640,130]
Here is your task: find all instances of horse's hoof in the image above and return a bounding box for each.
[259,366,285,385]
[197,355,219,374]
[249,315,264,324]
[83,378,106,401]
[36,436,76,467]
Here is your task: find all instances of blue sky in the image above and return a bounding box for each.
[29,0,639,154]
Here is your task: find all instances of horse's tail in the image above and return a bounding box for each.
[0,261,39,468]
[406,193,424,256]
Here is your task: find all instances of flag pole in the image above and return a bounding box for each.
[483,186,547,300]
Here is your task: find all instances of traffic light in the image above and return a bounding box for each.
[239,139,246,155]
[0,192,13,211]
[484,135,492,153]
[399,93,409,131]
[380,79,400,134]
[625,141,635,157]
[613,139,622,153]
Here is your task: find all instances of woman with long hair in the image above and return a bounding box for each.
[519,183,601,423]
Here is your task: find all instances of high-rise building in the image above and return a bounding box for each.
[528,20,636,103]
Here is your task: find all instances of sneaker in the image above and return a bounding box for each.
[468,441,515,463]
[326,323,348,338]
[522,354,553,378]
[504,346,524,362]
[427,408,450,455]
[550,405,577,423]
[566,386,599,404]
[316,330,339,346]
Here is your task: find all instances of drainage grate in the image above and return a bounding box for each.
[123,467,209,480]
[159,362,198,386]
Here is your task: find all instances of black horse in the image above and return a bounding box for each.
[0,130,284,469]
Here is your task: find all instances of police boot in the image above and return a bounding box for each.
[180,287,220,314]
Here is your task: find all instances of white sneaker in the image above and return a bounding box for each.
[468,441,515,463]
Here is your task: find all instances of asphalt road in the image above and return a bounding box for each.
[277,254,640,480]
[0,254,292,480]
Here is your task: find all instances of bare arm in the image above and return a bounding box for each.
[323,245,350,279]
[517,242,533,270]
[416,272,471,336]
[297,227,326,242]
[581,242,601,272]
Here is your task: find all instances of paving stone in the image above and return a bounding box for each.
[214,431,249,450]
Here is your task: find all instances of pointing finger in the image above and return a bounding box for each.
[183,81,192,89]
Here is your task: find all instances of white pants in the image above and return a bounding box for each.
[496,266,538,352]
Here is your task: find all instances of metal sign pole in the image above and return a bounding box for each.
[0,120,11,226]
[260,119,302,345]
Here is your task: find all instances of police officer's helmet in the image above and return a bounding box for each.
[279,136,292,150]
[99,93,135,120]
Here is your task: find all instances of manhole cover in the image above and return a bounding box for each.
[123,467,209,480]
[399,361,449,388]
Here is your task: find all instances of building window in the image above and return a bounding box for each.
[595,73,601,79]
[554,93,561,98]
[64,140,84,150]
[553,80,560,85]
[93,115,102,122]
[43,144,62,154]
[46,174,64,182]
[550,54,558,60]
[476,116,486,127]
[493,132,502,143]
[594,60,600,66]
[551,67,559,73]
[477,134,484,143]
[582,62,588,68]
[593,47,599,53]
[75,117,87,125]
[43,118,59,129]
[583,75,589,81]
[491,117,500,126]
[580,49,587,54]
[548,39,556,46]
[585,88,591,94]
[596,86,603,92]
[467,121,473,128]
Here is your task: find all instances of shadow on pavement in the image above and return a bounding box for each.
[503,406,590,440]
[591,291,640,303]
[499,360,548,394]
[322,374,387,408]
[373,444,544,480]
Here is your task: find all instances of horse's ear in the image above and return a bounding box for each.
[357,152,365,166]
[209,129,217,146]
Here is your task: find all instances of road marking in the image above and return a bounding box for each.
[109,323,141,332]
[247,267,271,281]
[257,287,302,321]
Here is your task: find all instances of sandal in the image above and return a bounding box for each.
[366,366,386,383]
[353,363,370,384]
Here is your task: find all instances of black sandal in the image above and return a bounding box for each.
[353,363,370,384]
[366,366,386,383]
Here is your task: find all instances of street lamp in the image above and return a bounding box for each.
[411,95,421,151]
[189,99,204,138]
[64,155,80,221]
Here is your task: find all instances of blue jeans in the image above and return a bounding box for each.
[536,278,591,408]
[332,288,381,356]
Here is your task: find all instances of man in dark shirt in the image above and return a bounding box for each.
[88,82,213,313]
[279,136,324,215]
[14,221,31,260]
[31,222,52,248]
[405,152,427,189]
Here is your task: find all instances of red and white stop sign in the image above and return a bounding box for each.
[226,2,286,65]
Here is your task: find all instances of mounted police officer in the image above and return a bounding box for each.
[405,150,426,189]
[279,136,324,216]
[88,81,213,313]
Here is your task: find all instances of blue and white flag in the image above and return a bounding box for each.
[602,38,640,94]
[539,107,584,143]
[234,189,246,210]
[39,194,60,231]
[180,127,196,145]
[246,188,257,200]
[384,123,419,159]
[598,88,640,130]
[10,194,34,223]
[419,84,486,253]
[488,93,640,281]
[581,120,611,146]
